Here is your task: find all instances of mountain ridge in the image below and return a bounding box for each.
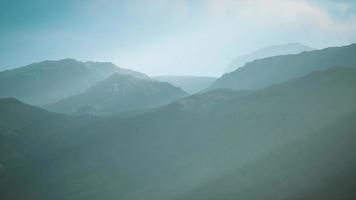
[1,47,356,200]
[1,67,356,200]
[46,73,188,114]
[225,42,314,73]
[0,58,148,105]
[210,43,356,91]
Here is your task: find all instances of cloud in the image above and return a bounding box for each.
[2,0,356,75]
[112,0,356,76]
[204,0,356,33]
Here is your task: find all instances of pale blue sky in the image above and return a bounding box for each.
[1,0,356,76]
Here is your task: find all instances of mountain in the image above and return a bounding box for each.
[210,43,356,91]
[177,112,356,200]
[225,43,314,73]
[1,67,356,200]
[46,73,188,114]
[0,59,148,105]
[154,75,217,94]
[0,98,101,199]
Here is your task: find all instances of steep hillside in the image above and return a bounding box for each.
[0,59,148,105]
[210,43,356,90]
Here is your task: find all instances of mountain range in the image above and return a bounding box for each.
[0,59,148,105]
[1,66,356,200]
[0,59,190,114]
[46,73,188,115]
[210,43,356,91]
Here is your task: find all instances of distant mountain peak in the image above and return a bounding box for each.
[225,43,314,73]
[211,43,356,91]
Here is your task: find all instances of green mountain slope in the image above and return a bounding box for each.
[210,43,356,90]
[0,59,148,105]
[46,73,188,114]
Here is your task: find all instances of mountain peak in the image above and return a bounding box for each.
[0,59,149,105]
[225,43,314,73]
[47,73,188,115]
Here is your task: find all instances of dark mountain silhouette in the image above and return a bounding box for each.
[1,67,355,200]
[46,73,188,114]
[0,59,148,105]
[225,42,314,73]
[154,75,216,94]
[210,43,356,91]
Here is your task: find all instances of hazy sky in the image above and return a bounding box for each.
[1,0,356,76]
